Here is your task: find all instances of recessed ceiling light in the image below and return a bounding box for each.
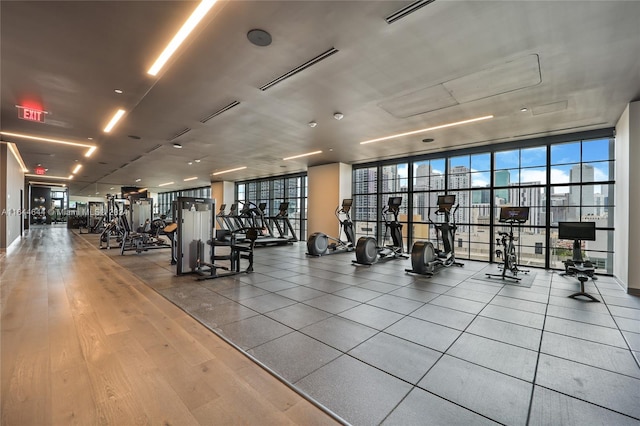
[25,173,72,180]
[333,112,344,120]
[158,181,174,187]
[173,143,182,149]
[308,121,317,128]
[110,187,115,190]
[103,109,126,133]
[188,161,193,165]
[135,178,141,182]
[1,131,96,155]
[87,137,93,140]
[147,0,218,76]
[184,177,198,181]
[359,115,493,145]
[194,159,201,163]
[283,150,322,161]
[114,89,123,94]
[520,107,528,112]
[72,164,82,174]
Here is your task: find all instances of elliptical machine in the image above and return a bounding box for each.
[353,196,408,265]
[307,199,355,256]
[406,195,464,276]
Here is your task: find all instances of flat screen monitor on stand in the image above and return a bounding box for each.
[558,221,599,302]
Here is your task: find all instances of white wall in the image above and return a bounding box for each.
[307,163,352,238]
[615,101,640,294]
[1,143,25,249]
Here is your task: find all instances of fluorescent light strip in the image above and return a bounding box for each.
[28,181,67,187]
[72,164,82,174]
[25,174,71,180]
[283,150,322,161]
[359,115,494,145]
[183,177,198,181]
[212,166,247,176]
[158,181,174,187]
[147,0,217,76]
[68,175,74,179]
[5,142,29,172]
[103,109,126,133]
[85,146,97,157]
[1,131,95,149]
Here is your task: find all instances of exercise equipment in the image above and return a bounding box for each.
[406,194,464,276]
[353,196,408,265]
[307,199,355,256]
[175,197,256,280]
[119,214,172,255]
[558,221,599,302]
[486,206,530,282]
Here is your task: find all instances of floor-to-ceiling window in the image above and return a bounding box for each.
[352,129,616,274]
[235,173,308,240]
[157,186,211,219]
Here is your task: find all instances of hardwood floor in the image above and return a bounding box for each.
[0,226,338,425]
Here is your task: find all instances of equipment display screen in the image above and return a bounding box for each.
[558,221,596,241]
[388,196,402,207]
[498,206,530,222]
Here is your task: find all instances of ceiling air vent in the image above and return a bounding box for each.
[170,127,191,140]
[200,101,240,123]
[145,144,162,154]
[385,0,436,24]
[130,155,142,162]
[259,47,339,91]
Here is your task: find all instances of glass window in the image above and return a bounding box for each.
[495,150,519,170]
[551,142,580,165]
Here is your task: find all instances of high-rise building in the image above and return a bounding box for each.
[495,170,511,202]
[569,164,595,216]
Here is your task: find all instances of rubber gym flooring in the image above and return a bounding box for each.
[81,231,640,426]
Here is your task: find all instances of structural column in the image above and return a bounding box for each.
[307,163,352,238]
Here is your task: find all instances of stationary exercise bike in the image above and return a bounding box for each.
[306,199,355,256]
[353,196,408,265]
[486,206,530,282]
[406,195,464,276]
[558,221,599,302]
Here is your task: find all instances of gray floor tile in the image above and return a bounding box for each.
[529,386,640,426]
[444,286,497,303]
[338,304,404,330]
[610,305,640,321]
[382,387,500,426]
[498,286,549,303]
[479,304,545,329]
[410,303,476,331]
[419,355,532,425]
[546,304,618,328]
[622,330,640,352]
[261,269,302,279]
[548,294,610,313]
[190,301,258,327]
[158,284,226,311]
[536,354,640,419]
[215,284,270,301]
[300,316,378,352]
[603,294,640,309]
[249,331,341,383]
[332,286,383,302]
[238,292,298,313]
[303,293,361,314]
[489,295,547,315]
[218,315,294,350]
[303,279,351,293]
[447,333,538,381]
[348,332,442,384]
[385,316,461,352]
[404,281,454,295]
[456,280,504,294]
[389,287,440,303]
[356,280,400,293]
[615,316,640,334]
[430,294,487,314]
[264,303,332,329]
[541,331,640,378]
[544,316,628,348]
[296,355,412,426]
[367,294,424,315]
[275,285,326,301]
[467,316,542,351]
[251,278,299,292]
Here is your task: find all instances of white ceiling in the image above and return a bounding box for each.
[2,1,639,196]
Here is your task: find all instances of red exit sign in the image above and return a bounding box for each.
[18,107,45,123]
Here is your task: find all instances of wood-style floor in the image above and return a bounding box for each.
[0,226,338,425]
